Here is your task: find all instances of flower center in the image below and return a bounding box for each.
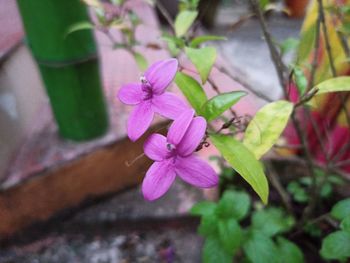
[166,143,176,152]
[166,143,178,164]
[140,75,153,100]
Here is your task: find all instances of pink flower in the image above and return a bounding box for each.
[118,59,188,141]
[142,109,218,201]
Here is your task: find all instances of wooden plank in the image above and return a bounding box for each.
[0,124,165,238]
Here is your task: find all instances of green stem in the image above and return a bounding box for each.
[16,0,108,141]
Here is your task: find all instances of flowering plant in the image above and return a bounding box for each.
[119,59,220,200]
[75,0,350,262]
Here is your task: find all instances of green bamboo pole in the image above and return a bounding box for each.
[16,0,108,141]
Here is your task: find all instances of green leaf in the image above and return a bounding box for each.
[339,23,350,35]
[203,237,232,263]
[259,0,270,9]
[331,198,350,221]
[218,218,243,254]
[320,182,332,198]
[320,231,350,261]
[276,237,304,263]
[340,5,350,15]
[304,223,322,238]
[133,52,148,71]
[243,230,279,263]
[161,35,185,48]
[216,190,251,221]
[198,214,218,237]
[190,35,227,48]
[313,76,350,95]
[166,40,181,56]
[328,175,345,185]
[252,207,294,237]
[185,47,217,84]
[190,201,217,216]
[243,100,293,159]
[280,38,299,55]
[66,21,94,37]
[179,0,200,9]
[287,182,309,203]
[340,215,350,232]
[175,72,207,114]
[174,10,198,37]
[201,91,246,122]
[210,134,269,204]
[293,67,308,96]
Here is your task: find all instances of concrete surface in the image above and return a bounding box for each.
[0,180,205,263]
[214,3,303,101]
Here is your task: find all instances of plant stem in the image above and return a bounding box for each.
[266,162,294,215]
[214,64,273,102]
[249,0,318,224]
[155,0,175,31]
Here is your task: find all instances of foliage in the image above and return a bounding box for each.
[292,66,308,96]
[320,199,350,261]
[191,189,304,263]
[279,38,300,56]
[73,0,148,70]
[201,91,247,122]
[287,169,344,204]
[185,47,217,84]
[174,72,207,114]
[243,100,293,159]
[331,198,350,221]
[174,10,198,37]
[313,76,350,95]
[210,135,269,204]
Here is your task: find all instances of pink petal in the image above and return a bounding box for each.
[152,92,189,120]
[144,59,178,94]
[175,155,218,188]
[144,134,169,161]
[127,101,154,141]
[142,160,176,201]
[177,116,207,156]
[118,83,143,105]
[167,109,194,145]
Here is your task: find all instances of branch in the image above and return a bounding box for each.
[266,162,294,215]
[155,0,175,31]
[294,88,319,108]
[214,64,274,102]
[249,0,318,224]
[249,0,288,96]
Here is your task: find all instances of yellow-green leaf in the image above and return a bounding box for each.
[210,134,269,204]
[313,76,350,95]
[243,100,293,159]
[174,10,198,37]
[185,47,217,84]
[175,72,207,114]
